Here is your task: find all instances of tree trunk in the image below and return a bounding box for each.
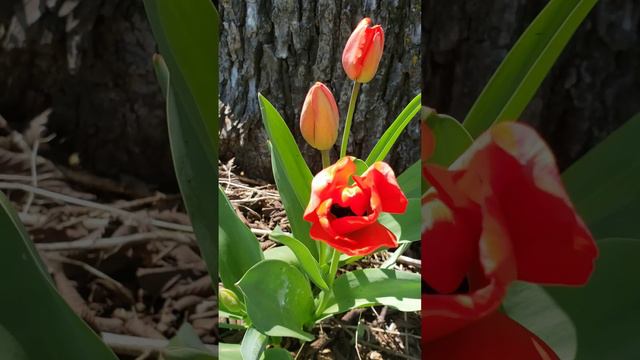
[219,0,422,179]
[0,0,174,189]
[423,0,640,169]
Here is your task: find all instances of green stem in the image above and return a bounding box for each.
[327,248,341,287]
[314,248,342,318]
[339,81,362,158]
[320,149,330,168]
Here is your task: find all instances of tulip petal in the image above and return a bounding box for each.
[422,192,481,294]
[362,162,408,213]
[424,312,559,360]
[341,18,371,81]
[356,25,384,83]
[304,157,356,220]
[423,279,505,341]
[310,220,397,256]
[462,123,598,285]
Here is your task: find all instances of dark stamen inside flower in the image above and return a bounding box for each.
[330,204,357,218]
[423,278,470,295]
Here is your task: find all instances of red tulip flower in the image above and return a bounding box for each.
[342,18,384,83]
[422,122,598,357]
[422,118,435,162]
[304,156,407,256]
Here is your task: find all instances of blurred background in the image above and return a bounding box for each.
[423,0,640,169]
[0,0,421,189]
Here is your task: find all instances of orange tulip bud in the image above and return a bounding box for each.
[300,82,340,150]
[342,18,384,83]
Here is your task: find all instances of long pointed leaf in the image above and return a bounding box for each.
[0,192,117,359]
[463,0,598,138]
[564,113,640,239]
[155,55,218,286]
[365,93,421,165]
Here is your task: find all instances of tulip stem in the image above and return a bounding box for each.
[320,150,330,168]
[339,81,361,158]
[315,248,342,318]
[327,248,341,287]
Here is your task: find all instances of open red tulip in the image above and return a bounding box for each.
[422,122,598,346]
[304,156,407,256]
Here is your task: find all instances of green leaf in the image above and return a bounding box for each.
[397,160,421,199]
[144,0,218,166]
[0,192,118,359]
[260,95,319,259]
[353,158,369,176]
[378,197,420,242]
[463,0,599,138]
[563,113,640,239]
[164,323,217,360]
[218,186,264,292]
[259,94,313,210]
[154,55,218,289]
[269,143,316,259]
[0,325,27,360]
[365,93,421,165]
[264,348,294,360]
[270,228,329,291]
[240,328,268,360]
[320,269,421,316]
[219,344,243,360]
[503,282,577,360]
[425,110,473,167]
[237,260,315,341]
[546,238,640,359]
[264,246,300,266]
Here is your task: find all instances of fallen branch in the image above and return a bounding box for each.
[101,332,217,357]
[0,182,192,233]
[36,231,193,252]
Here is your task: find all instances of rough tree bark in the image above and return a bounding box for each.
[219,0,422,179]
[423,0,640,169]
[0,0,173,188]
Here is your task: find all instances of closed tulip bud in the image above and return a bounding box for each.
[219,287,244,314]
[342,18,384,83]
[299,82,339,150]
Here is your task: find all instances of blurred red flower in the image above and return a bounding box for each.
[304,157,407,256]
[422,122,598,356]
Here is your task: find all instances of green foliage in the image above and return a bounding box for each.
[240,328,268,360]
[163,323,217,359]
[425,110,473,167]
[320,269,421,317]
[503,282,577,359]
[463,0,599,138]
[260,95,319,259]
[564,113,640,240]
[547,238,640,359]
[218,186,264,293]
[0,193,117,360]
[237,260,315,341]
[154,56,218,289]
[147,0,219,283]
[270,228,330,291]
[366,93,421,165]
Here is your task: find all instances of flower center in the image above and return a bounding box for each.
[330,204,357,218]
[423,278,470,295]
